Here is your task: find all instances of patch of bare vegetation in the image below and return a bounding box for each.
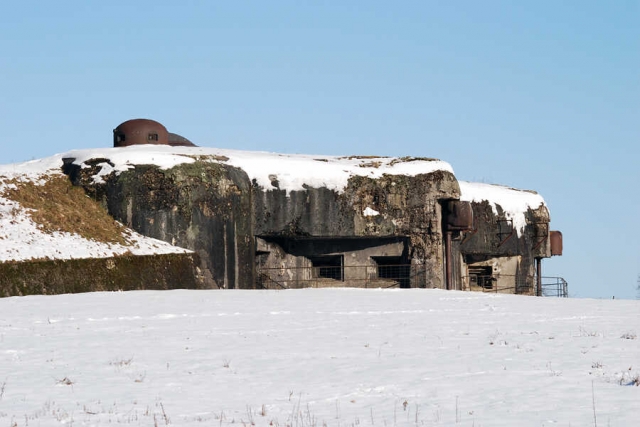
[56,377,74,386]
[358,161,383,168]
[109,357,134,368]
[184,154,230,162]
[389,156,438,166]
[1,175,129,245]
[339,155,387,160]
[335,155,440,168]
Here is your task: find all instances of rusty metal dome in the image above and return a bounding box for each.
[113,119,170,147]
[168,132,196,147]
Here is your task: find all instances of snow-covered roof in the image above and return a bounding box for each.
[0,145,453,262]
[459,181,547,237]
[61,145,454,192]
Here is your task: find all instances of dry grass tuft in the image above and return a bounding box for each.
[185,154,230,162]
[340,155,386,160]
[2,175,129,245]
[389,156,439,166]
[56,377,74,386]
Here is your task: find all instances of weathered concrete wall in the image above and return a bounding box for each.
[63,160,255,289]
[346,171,459,287]
[255,170,460,288]
[253,187,355,236]
[452,201,551,294]
[64,157,459,290]
[461,255,524,293]
[455,202,550,258]
[0,253,202,297]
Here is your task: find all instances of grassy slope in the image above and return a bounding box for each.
[1,175,129,245]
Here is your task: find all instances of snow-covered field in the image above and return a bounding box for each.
[0,289,637,426]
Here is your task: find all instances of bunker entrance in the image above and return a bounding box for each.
[468,265,494,290]
[255,236,411,288]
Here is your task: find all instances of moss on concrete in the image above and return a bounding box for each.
[63,159,255,289]
[0,253,203,297]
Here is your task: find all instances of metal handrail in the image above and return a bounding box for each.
[256,264,416,289]
[462,274,534,294]
[540,276,569,297]
[255,264,568,297]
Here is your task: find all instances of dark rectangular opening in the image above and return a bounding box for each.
[469,265,494,289]
[309,255,343,281]
[372,256,410,288]
[148,133,159,141]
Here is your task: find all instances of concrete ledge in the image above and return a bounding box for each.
[0,253,204,297]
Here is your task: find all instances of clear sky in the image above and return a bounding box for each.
[1,1,638,298]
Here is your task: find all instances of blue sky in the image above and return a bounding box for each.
[1,1,638,298]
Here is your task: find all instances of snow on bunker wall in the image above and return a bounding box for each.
[63,146,454,194]
[458,181,547,237]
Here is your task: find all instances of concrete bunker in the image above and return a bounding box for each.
[56,119,565,295]
[451,181,564,295]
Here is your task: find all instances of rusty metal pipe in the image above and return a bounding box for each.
[445,231,453,290]
[536,258,542,297]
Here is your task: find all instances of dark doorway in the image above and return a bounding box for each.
[309,255,344,281]
[372,256,410,288]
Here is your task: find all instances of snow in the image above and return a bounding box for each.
[0,156,66,179]
[0,145,453,262]
[363,207,380,217]
[0,200,190,261]
[459,181,547,237]
[0,165,190,262]
[0,289,637,426]
[62,145,454,193]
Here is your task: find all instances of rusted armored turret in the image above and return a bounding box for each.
[113,119,196,147]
